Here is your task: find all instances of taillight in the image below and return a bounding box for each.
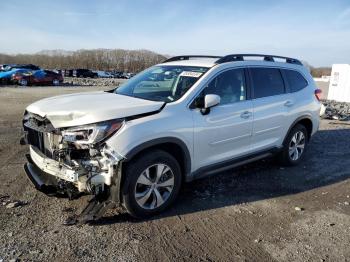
[314,89,322,101]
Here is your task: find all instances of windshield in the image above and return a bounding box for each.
[114,65,209,102]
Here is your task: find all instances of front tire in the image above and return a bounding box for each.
[279,124,308,166]
[122,150,182,218]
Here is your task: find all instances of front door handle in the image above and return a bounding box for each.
[284,101,294,107]
[240,111,252,119]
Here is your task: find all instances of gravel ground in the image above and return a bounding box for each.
[0,86,349,262]
[63,77,126,87]
[1,77,126,87]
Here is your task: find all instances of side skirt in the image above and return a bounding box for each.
[188,147,281,182]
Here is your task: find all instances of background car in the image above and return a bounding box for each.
[12,69,63,86]
[64,69,74,77]
[115,72,126,78]
[0,68,34,84]
[0,64,9,71]
[95,70,114,78]
[73,69,98,78]
[3,64,40,71]
[119,72,134,79]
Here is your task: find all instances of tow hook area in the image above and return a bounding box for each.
[64,162,124,225]
[64,197,115,226]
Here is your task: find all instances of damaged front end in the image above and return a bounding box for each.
[21,111,125,222]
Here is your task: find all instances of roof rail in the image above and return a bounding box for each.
[163,55,222,63]
[215,54,303,65]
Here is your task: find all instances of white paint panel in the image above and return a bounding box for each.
[328,64,350,102]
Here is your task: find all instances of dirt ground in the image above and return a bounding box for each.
[0,86,349,262]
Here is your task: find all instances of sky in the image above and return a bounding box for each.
[1,0,350,66]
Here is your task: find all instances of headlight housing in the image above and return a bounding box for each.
[61,119,123,145]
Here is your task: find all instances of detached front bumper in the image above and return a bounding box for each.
[24,154,60,196]
[29,145,79,182]
[23,144,124,202]
[24,149,83,199]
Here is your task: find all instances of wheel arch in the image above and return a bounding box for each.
[284,116,313,144]
[123,137,191,181]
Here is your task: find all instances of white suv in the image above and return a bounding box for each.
[22,54,321,220]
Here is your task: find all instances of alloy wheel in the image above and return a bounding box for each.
[288,131,306,161]
[134,163,175,210]
[20,79,28,86]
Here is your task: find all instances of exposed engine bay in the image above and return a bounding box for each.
[21,111,125,222]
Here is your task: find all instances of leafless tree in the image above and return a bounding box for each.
[0,49,166,73]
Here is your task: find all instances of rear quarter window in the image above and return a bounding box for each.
[282,69,308,92]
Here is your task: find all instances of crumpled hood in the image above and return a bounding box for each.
[26,91,164,128]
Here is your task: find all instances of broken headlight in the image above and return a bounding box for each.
[61,119,123,145]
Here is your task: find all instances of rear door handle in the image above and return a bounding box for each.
[284,101,294,107]
[240,111,252,119]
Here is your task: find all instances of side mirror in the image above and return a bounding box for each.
[204,94,220,109]
[200,94,220,115]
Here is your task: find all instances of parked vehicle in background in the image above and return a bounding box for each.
[74,69,98,78]
[12,70,63,86]
[52,69,64,77]
[119,72,134,79]
[64,69,74,77]
[116,72,126,78]
[111,71,124,78]
[0,64,9,71]
[3,64,40,71]
[95,71,114,78]
[22,54,321,220]
[0,68,34,84]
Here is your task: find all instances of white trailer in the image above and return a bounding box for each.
[328,64,350,102]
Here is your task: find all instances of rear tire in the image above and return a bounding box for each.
[122,150,182,218]
[279,124,308,166]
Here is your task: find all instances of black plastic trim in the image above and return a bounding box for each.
[189,147,281,181]
[283,115,313,143]
[23,162,58,195]
[163,55,222,63]
[215,54,303,65]
[125,103,166,121]
[124,137,191,176]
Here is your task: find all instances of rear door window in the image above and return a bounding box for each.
[250,68,285,99]
[282,69,308,92]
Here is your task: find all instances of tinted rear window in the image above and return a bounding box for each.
[250,68,285,99]
[283,69,308,92]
